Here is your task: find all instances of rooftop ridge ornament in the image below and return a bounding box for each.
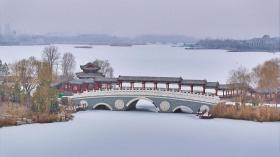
[80,62,101,73]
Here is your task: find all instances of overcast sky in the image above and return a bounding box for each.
[0,0,279,39]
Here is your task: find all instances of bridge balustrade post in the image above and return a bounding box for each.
[222,90,225,97]
[215,88,218,96]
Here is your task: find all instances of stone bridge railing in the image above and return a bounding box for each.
[69,87,220,105]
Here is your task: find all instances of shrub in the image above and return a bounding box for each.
[32,113,58,123]
[0,118,17,127]
[211,103,280,122]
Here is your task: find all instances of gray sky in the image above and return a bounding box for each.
[0,0,279,39]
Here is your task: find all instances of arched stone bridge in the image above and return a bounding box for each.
[67,88,220,113]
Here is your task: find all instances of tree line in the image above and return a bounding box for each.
[228,58,280,106]
[0,45,114,114]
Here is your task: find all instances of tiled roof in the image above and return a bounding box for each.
[206,82,219,88]
[80,62,101,71]
[75,72,104,79]
[181,79,207,85]
[95,77,118,83]
[69,79,95,84]
[218,84,231,90]
[253,88,280,94]
[118,75,182,83]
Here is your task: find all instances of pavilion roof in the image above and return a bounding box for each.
[253,88,280,94]
[95,77,118,83]
[80,62,101,72]
[218,84,231,90]
[118,75,182,83]
[69,79,95,85]
[181,79,207,85]
[76,72,105,79]
[206,82,219,88]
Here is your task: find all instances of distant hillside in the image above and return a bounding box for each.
[0,34,196,46]
[195,35,280,52]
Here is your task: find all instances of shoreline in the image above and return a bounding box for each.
[1,106,280,128]
[0,112,74,128]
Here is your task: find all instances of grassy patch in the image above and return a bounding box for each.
[211,103,280,122]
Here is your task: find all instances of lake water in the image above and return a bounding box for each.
[0,44,279,83]
[0,111,279,157]
[0,45,280,157]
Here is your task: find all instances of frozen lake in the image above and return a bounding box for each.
[0,111,279,157]
[0,44,279,83]
[0,45,280,157]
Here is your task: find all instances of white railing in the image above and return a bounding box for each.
[69,88,220,105]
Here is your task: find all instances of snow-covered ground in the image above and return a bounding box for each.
[0,111,279,157]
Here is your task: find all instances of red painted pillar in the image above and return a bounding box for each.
[120,81,122,89]
[130,82,134,90]
[155,82,158,90]
[190,85,194,93]
[178,83,181,91]
[79,84,82,93]
[154,82,158,90]
[166,83,170,91]
[142,81,145,89]
[202,85,206,94]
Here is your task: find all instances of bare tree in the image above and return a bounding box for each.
[12,57,40,106]
[252,58,280,105]
[61,52,76,80]
[42,46,60,75]
[228,66,252,105]
[253,59,280,90]
[93,59,114,78]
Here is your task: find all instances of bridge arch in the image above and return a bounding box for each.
[93,103,113,111]
[173,106,194,113]
[126,97,158,111]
